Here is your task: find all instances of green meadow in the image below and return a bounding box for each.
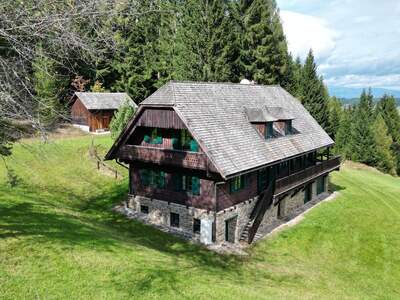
[1,135,399,299]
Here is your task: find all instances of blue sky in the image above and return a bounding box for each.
[276,0,400,93]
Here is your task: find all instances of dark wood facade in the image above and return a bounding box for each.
[71,98,115,132]
[119,106,341,212]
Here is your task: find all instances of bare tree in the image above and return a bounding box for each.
[0,0,142,149]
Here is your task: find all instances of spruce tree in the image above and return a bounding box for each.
[32,46,62,129]
[372,115,397,175]
[299,50,330,130]
[241,0,288,85]
[111,0,176,102]
[174,0,232,82]
[376,94,400,174]
[334,107,353,159]
[327,96,342,140]
[351,90,377,165]
[109,100,136,140]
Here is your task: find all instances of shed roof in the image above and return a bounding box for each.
[74,92,136,110]
[107,81,334,178]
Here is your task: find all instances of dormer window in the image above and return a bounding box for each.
[285,120,293,135]
[265,122,274,139]
[245,106,296,139]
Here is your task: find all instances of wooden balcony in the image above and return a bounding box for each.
[117,144,210,171]
[274,156,341,196]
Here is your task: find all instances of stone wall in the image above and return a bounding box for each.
[129,195,214,242]
[215,196,258,244]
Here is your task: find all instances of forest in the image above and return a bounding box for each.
[1,0,400,176]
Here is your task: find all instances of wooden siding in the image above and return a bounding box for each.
[253,123,265,137]
[216,172,259,211]
[131,167,216,210]
[71,98,89,126]
[71,97,115,131]
[88,110,115,131]
[136,108,186,129]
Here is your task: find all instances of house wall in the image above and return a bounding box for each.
[71,98,115,132]
[71,98,89,126]
[89,110,115,132]
[128,195,214,242]
[131,167,216,211]
[136,108,186,129]
[216,172,259,211]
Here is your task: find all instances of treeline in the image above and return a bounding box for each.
[30,0,330,132]
[333,91,400,175]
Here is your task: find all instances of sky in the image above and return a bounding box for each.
[276,0,400,95]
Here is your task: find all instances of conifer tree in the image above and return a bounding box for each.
[109,100,136,140]
[241,0,288,85]
[351,90,377,165]
[376,94,400,174]
[299,50,330,130]
[32,46,62,129]
[334,107,353,159]
[174,0,232,82]
[327,96,342,140]
[372,115,397,175]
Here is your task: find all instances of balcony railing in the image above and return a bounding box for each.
[275,156,341,196]
[118,144,210,171]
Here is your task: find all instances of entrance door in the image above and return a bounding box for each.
[225,216,237,243]
[304,184,312,204]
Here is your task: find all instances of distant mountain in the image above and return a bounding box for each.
[328,86,400,99]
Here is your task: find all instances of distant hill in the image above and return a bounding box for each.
[338,97,400,107]
[328,86,400,99]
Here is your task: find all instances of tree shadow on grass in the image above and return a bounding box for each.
[0,183,245,276]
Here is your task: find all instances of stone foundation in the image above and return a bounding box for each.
[128,195,214,243]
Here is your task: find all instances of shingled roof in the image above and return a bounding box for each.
[74,92,136,110]
[107,81,334,179]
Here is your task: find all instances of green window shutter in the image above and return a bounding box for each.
[144,135,151,143]
[158,171,166,188]
[140,169,150,186]
[192,177,200,195]
[189,139,199,152]
[172,137,179,149]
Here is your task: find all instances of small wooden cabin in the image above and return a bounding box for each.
[70,92,136,132]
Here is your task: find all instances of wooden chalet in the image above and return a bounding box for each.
[71,92,137,132]
[105,81,340,245]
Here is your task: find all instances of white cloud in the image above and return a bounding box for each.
[280,10,340,60]
[325,74,400,91]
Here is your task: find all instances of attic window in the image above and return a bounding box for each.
[265,122,274,139]
[285,120,293,135]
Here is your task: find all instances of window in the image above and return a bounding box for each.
[304,184,312,203]
[170,213,180,228]
[265,122,274,139]
[285,120,293,135]
[317,176,326,195]
[140,169,166,188]
[140,205,149,214]
[229,175,247,193]
[144,128,163,144]
[172,130,199,152]
[173,174,200,195]
[193,218,201,233]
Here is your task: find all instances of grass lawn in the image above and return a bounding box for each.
[1,135,400,299]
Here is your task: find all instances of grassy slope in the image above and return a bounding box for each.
[0,135,399,299]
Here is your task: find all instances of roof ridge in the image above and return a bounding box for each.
[168,80,282,88]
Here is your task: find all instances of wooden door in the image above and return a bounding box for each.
[225,216,237,243]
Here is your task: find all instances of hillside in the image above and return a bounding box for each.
[1,135,400,299]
